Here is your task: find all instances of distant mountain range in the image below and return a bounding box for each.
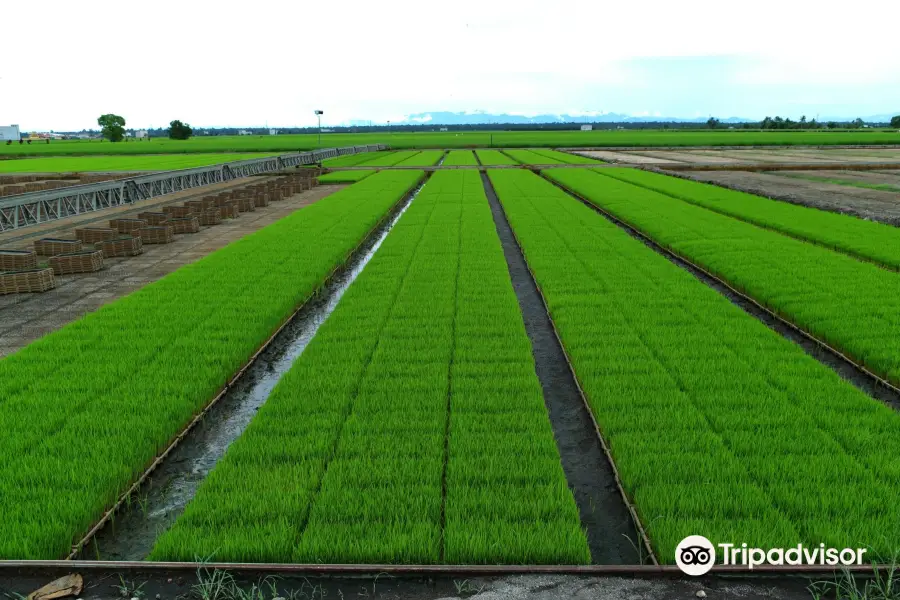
[349,111,898,126]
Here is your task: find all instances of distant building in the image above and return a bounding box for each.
[135,129,148,139]
[0,124,21,141]
[439,127,448,132]
[580,124,593,131]
[238,130,252,136]
[269,129,278,136]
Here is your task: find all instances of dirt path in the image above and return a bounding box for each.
[669,170,900,224]
[481,172,642,565]
[0,185,345,358]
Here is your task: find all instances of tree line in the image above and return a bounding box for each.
[97,114,193,141]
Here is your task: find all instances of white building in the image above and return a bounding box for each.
[238,130,252,136]
[0,124,21,141]
[580,124,593,131]
[439,127,448,132]
[135,129,148,139]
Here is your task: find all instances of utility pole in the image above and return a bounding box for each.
[314,110,324,146]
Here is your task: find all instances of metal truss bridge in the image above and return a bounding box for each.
[0,145,385,232]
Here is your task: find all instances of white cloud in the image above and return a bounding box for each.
[2,0,898,130]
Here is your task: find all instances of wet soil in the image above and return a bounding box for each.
[480,172,642,565]
[541,176,900,414]
[81,182,424,560]
[0,567,816,600]
[668,169,900,225]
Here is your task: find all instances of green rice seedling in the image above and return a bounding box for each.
[475,150,518,165]
[0,153,281,173]
[317,170,374,184]
[504,149,566,165]
[395,150,445,166]
[357,150,421,167]
[152,170,589,564]
[527,148,603,164]
[544,167,900,387]
[442,151,478,166]
[597,168,900,270]
[321,152,391,167]
[0,170,424,559]
[489,169,900,563]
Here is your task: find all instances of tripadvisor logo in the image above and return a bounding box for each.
[675,535,869,576]
[676,535,716,576]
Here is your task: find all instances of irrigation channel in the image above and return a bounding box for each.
[539,174,900,412]
[480,172,646,565]
[79,178,430,561]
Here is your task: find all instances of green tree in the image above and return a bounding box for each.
[851,118,865,128]
[890,116,900,128]
[706,117,720,129]
[168,120,193,140]
[97,114,126,142]
[827,121,838,129]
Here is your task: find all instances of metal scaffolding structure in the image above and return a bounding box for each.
[0,144,385,232]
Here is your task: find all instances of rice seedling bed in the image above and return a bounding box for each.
[357,151,420,167]
[322,152,392,167]
[318,171,373,184]
[395,150,445,167]
[0,170,424,559]
[443,151,478,166]
[600,168,900,270]
[475,150,518,166]
[504,150,566,165]
[545,168,900,387]
[489,169,900,563]
[528,149,604,164]
[150,170,589,565]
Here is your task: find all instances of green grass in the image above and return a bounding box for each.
[0,153,280,173]
[0,170,423,559]
[490,169,900,563]
[475,150,518,166]
[150,170,589,565]
[598,168,900,270]
[2,130,899,156]
[544,167,900,387]
[442,151,478,166]
[317,171,374,184]
[777,172,900,193]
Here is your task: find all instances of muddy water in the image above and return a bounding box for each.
[85,182,425,561]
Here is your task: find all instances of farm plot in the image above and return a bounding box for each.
[0,154,280,173]
[527,149,603,164]
[318,171,374,184]
[321,152,391,167]
[504,149,565,165]
[489,169,900,562]
[150,170,589,564]
[396,150,445,166]
[357,151,420,167]
[475,150,518,166]
[600,168,900,270]
[544,168,900,386]
[443,151,478,166]
[0,171,423,559]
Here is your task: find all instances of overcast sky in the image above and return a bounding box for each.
[3,0,898,130]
